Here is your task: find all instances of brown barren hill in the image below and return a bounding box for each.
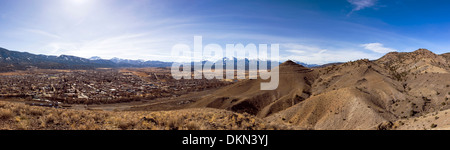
[266,87,395,130]
[375,49,450,116]
[269,50,450,129]
[267,60,403,129]
[192,49,450,130]
[189,60,318,118]
[377,49,449,74]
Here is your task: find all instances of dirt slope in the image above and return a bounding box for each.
[267,87,396,129]
[189,60,318,118]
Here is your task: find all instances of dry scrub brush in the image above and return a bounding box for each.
[0,101,295,130]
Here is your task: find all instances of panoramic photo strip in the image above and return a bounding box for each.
[0,0,449,148]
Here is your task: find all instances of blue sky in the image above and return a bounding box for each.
[0,0,450,64]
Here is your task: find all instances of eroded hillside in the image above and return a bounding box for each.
[190,49,450,130]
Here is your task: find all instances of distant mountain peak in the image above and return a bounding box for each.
[89,56,102,60]
[0,47,172,72]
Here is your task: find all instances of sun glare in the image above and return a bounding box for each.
[68,0,89,5]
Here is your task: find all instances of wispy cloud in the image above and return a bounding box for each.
[43,32,183,61]
[347,0,377,15]
[24,29,62,39]
[283,43,328,54]
[282,43,380,64]
[361,43,397,53]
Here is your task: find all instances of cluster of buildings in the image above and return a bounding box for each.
[0,69,230,105]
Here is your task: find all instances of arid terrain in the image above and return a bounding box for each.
[190,49,450,130]
[0,101,296,130]
[0,49,449,130]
